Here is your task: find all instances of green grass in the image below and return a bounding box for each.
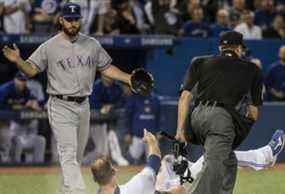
[0,167,284,194]
[234,170,285,194]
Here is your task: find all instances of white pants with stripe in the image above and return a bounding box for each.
[156,145,274,192]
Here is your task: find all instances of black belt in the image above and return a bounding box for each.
[195,100,225,107]
[54,95,87,103]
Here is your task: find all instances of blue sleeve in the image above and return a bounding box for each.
[0,85,10,110]
[146,154,161,174]
[90,84,103,109]
[26,89,36,101]
[113,84,124,108]
[264,67,275,89]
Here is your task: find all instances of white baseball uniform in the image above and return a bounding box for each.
[156,145,275,192]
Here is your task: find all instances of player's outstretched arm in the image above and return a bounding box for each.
[2,44,39,77]
[100,64,131,85]
[143,129,161,158]
[119,129,161,194]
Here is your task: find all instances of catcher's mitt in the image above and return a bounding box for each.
[130,68,154,96]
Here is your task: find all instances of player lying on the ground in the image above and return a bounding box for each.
[90,129,284,194]
[91,129,161,194]
[155,129,285,194]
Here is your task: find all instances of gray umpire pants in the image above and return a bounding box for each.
[47,96,90,194]
[189,104,237,194]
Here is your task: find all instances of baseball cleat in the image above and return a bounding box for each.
[268,129,285,157]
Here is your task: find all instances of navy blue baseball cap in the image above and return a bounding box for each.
[219,31,246,48]
[61,3,81,18]
[15,72,28,81]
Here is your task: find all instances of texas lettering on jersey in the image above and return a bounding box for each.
[56,55,100,70]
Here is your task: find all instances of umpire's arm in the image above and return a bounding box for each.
[176,58,200,142]
[176,90,193,142]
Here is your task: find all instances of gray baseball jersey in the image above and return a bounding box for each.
[27,32,112,194]
[28,32,112,96]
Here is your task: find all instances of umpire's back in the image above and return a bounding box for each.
[194,52,262,106]
[182,31,263,108]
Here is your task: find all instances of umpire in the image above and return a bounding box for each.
[176,31,263,194]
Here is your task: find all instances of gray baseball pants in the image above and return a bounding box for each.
[47,96,90,194]
[189,104,237,194]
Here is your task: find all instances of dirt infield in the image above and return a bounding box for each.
[0,163,284,174]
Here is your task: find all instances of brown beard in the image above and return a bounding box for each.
[63,25,81,37]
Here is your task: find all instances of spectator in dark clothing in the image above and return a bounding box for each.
[179,0,201,23]
[263,15,285,39]
[211,8,231,37]
[180,6,210,38]
[112,1,140,34]
[0,72,40,111]
[102,8,119,35]
[229,11,241,29]
[229,0,246,23]
[89,76,123,110]
[202,0,220,23]
[151,0,182,35]
[264,45,285,101]
[254,0,277,30]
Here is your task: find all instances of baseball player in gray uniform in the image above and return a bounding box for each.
[2,3,133,194]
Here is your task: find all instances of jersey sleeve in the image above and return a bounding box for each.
[94,40,112,71]
[119,167,156,194]
[27,43,48,72]
[251,67,263,106]
[180,57,201,93]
